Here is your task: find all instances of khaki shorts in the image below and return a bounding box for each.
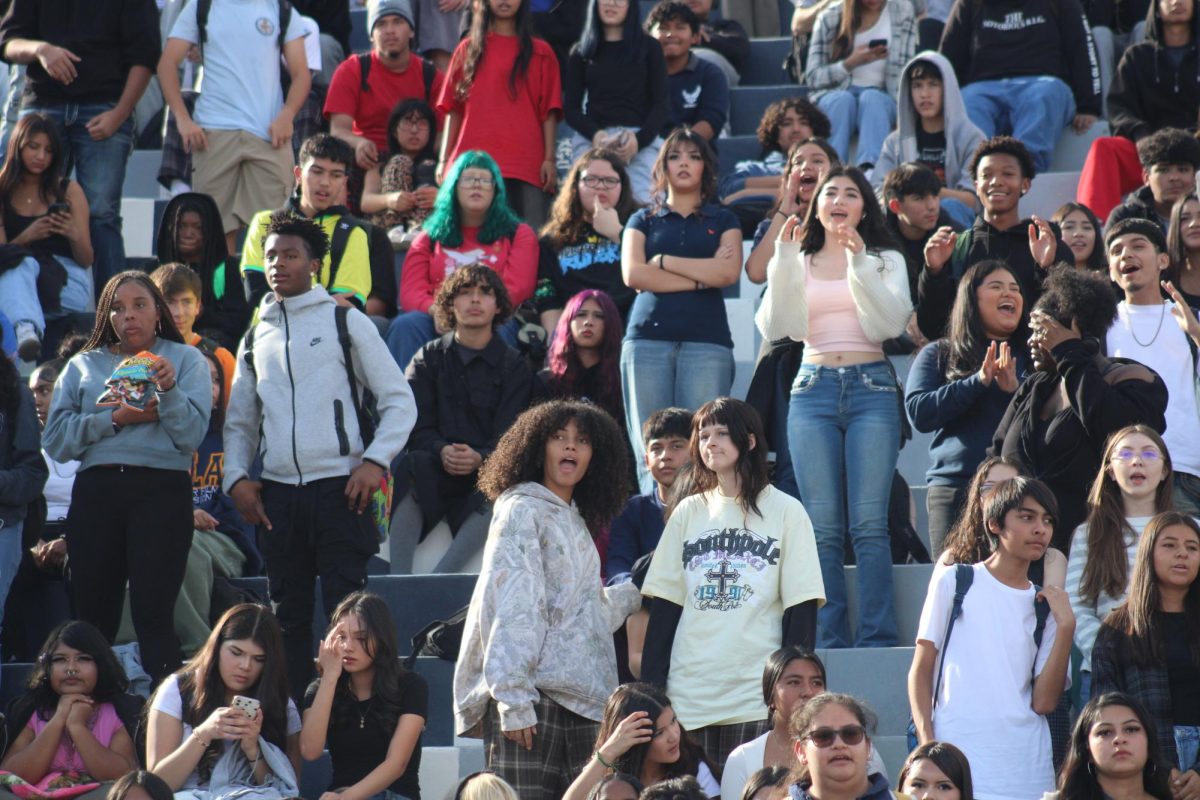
[192,128,295,234]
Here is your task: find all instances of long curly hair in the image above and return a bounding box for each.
[19,621,128,723]
[544,290,623,420]
[756,97,831,155]
[684,397,770,517]
[941,455,1025,565]
[796,166,897,254]
[477,400,631,529]
[1057,693,1173,800]
[423,151,521,248]
[83,271,185,352]
[455,0,534,103]
[941,260,1029,381]
[592,683,714,786]
[541,149,639,247]
[1079,426,1173,605]
[0,113,67,210]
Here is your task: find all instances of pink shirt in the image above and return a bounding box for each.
[27,702,124,776]
[803,271,878,356]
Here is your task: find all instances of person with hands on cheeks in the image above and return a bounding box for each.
[223,212,416,699]
[0,621,137,796]
[146,604,302,793]
[1090,513,1200,800]
[562,683,720,800]
[301,592,427,800]
[42,271,210,685]
[917,136,1073,340]
[908,477,1075,799]
[756,165,911,649]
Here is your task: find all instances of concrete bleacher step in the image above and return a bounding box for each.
[741,38,793,86]
[717,134,764,177]
[844,563,934,646]
[1023,171,1081,222]
[1049,120,1109,174]
[818,646,915,739]
[874,735,913,782]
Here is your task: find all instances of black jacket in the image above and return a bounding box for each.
[1105,184,1168,232]
[0,384,48,530]
[1107,0,1200,142]
[940,0,1103,115]
[700,18,751,70]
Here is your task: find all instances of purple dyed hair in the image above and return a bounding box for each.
[546,289,624,421]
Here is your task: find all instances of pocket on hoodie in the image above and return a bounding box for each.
[334,399,350,456]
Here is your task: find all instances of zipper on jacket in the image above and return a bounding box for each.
[333,399,350,456]
[282,303,304,484]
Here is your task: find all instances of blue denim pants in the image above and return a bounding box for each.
[1177,726,1200,772]
[384,310,521,371]
[0,254,94,334]
[20,102,134,296]
[621,338,734,492]
[787,361,900,647]
[816,85,897,167]
[961,76,1076,175]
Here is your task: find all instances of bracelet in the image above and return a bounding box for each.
[775,209,788,219]
[657,254,665,270]
[595,749,616,769]
[191,730,211,749]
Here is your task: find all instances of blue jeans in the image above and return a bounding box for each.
[21,102,134,296]
[787,361,900,647]
[621,338,734,492]
[1176,726,1200,772]
[0,255,95,335]
[961,77,1076,175]
[816,86,897,166]
[384,310,521,370]
[0,520,23,683]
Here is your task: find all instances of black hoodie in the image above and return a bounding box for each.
[940,0,1103,115]
[1106,0,1200,142]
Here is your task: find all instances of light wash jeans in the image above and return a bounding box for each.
[620,338,734,492]
[961,76,1076,175]
[570,128,662,206]
[1176,725,1200,772]
[787,361,900,647]
[0,255,94,335]
[817,85,897,167]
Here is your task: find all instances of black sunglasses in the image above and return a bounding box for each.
[804,724,867,748]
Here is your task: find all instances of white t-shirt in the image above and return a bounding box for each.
[150,674,302,789]
[643,487,825,730]
[915,563,1061,800]
[696,762,720,797]
[850,5,891,88]
[720,732,888,800]
[41,451,78,522]
[168,0,307,141]
[1107,302,1200,478]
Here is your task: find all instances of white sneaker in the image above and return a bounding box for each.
[14,320,39,362]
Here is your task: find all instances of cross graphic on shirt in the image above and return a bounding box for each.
[705,560,740,595]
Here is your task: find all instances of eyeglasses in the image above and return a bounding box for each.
[804,725,867,748]
[1112,448,1162,462]
[599,0,630,5]
[581,175,621,189]
[398,117,430,130]
[459,175,496,188]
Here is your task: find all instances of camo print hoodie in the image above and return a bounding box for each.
[452,481,642,735]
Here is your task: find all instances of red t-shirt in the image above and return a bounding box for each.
[436,33,562,187]
[323,51,445,152]
[399,224,539,313]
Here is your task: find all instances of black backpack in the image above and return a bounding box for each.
[357,52,437,101]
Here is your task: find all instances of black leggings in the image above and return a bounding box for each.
[67,466,193,683]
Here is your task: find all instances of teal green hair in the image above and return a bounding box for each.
[423,151,522,247]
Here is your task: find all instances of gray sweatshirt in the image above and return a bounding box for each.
[43,339,212,472]
[223,286,416,489]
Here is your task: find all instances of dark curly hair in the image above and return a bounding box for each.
[1032,264,1120,340]
[1136,126,1200,170]
[263,210,329,263]
[756,97,832,155]
[477,400,631,529]
[430,264,513,331]
[969,135,1036,181]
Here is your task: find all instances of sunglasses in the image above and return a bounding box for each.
[804,724,867,748]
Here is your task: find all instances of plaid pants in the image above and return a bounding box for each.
[484,693,599,800]
[692,718,771,773]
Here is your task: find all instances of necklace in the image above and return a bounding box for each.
[1126,302,1167,348]
[356,697,373,729]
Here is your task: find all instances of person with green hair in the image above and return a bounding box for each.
[385,150,539,370]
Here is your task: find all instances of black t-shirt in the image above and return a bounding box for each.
[1161,611,1200,725]
[303,672,429,799]
[915,127,948,186]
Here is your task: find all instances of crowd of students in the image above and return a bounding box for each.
[3,0,1200,797]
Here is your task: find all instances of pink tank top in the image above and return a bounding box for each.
[28,702,124,776]
[804,269,879,356]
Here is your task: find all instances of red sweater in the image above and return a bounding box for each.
[399,224,539,313]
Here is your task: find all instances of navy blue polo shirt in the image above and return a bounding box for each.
[625,203,739,349]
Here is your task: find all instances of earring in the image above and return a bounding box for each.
[1087,761,1096,777]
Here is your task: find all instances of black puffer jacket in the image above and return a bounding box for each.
[1107,0,1200,142]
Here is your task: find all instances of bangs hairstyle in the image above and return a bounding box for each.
[542,148,639,247]
[1108,511,1200,667]
[982,477,1058,546]
[762,647,825,715]
[1051,202,1106,272]
[883,162,942,202]
[425,151,521,247]
[757,97,832,154]
[789,694,877,784]
[173,604,290,782]
[578,0,649,60]
[1080,425,1173,605]
[431,263,513,331]
[1059,693,1173,800]
[1032,265,1120,340]
[1167,192,1200,286]
[969,135,1036,181]
[298,133,354,173]
[456,0,534,103]
[156,193,228,288]
[651,128,718,209]
[907,58,942,82]
[84,271,185,352]
[0,112,67,209]
[477,400,631,529]
[687,397,770,517]
[23,621,128,721]
[263,210,330,262]
[942,455,1024,565]
[642,406,693,446]
[545,290,624,420]
[797,166,897,254]
[898,741,974,800]
[150,262,203,301]
[593,683,711,785]
[325,592,410,733]
[386,99,438,162]
[942,261,1029,381]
